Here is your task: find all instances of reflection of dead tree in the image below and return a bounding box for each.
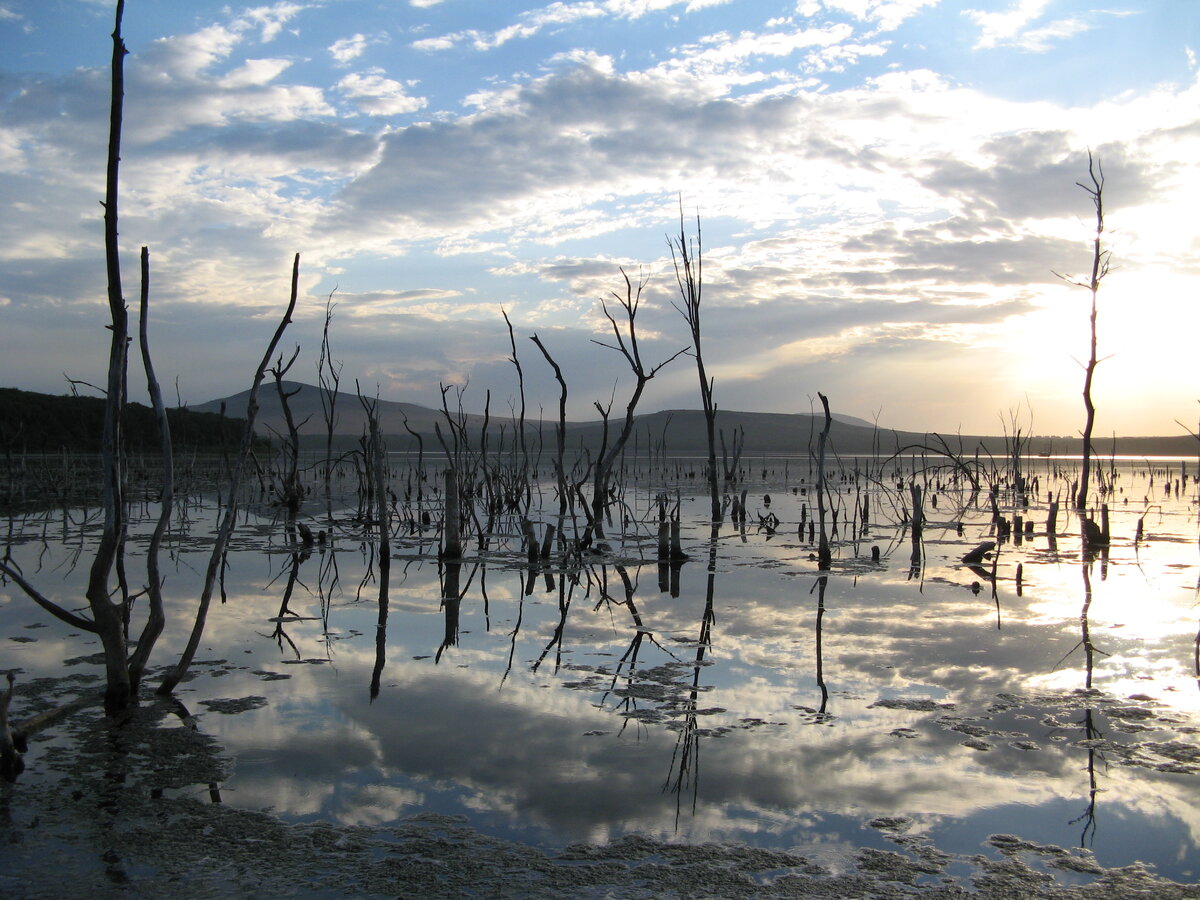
[359,388,391,698]
[436,562,479,663]
[501,571,528,689]
[1069,708,1102,848]
[597,564,677,720]
[665,527,718,825]
[1067,562,1105,847]
[260,548,311,661]
[532,573,580,674]
[812,575,830,716]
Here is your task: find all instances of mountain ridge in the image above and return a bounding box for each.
[191,382,1199,458]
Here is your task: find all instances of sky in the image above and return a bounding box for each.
[0,0,1197,437]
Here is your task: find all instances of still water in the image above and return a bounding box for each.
[3,456,1199,885]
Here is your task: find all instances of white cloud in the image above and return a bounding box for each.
[218,57,294,89]
[233,3,310,43]
[819,0,938,33]
[963,0,1091,52]
[964,0,1052,47]
[1012,16,1091,52]
[140,25,242,81]
[337,70,428,115]
[414,0,734,53]
[330,33,369,65]
[412,35,458,52]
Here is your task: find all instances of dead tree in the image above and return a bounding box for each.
[815,392,832,570]
[531,333,569,521]
[588,268,687,540]
[1055,152,1110,510]
[316,289,342,493]
[0,1,150,714]
[670,205,720,522]
[269,345,309,518]
[502,308,528,468]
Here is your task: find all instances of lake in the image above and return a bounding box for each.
[2,453,1199,896]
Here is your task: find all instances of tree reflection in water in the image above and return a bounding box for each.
[664,524,718,826]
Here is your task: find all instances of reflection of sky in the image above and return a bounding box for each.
[3,460,1199,882]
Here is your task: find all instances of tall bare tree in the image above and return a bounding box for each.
[1056,152,1111,510]
[670,205,720,523]
[317,289,343,493]
[0,1,146,714]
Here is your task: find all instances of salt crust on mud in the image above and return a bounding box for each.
[2,676,1200,899]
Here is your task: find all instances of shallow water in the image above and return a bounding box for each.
[3,456,1199,888]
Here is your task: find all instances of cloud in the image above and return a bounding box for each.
[218,57,294,89]
[963,0,1091,52]
[232,2,311,43]
[329,33,370,65]
[818,0,939,34]
[414,0,736,54]
[337,70,428,115]
[2,1,1197,434]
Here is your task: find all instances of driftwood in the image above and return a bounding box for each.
[961,541,996,565]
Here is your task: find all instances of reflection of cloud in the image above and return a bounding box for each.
[4,473,1200,874]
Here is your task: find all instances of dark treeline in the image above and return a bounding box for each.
[0,387,261,454]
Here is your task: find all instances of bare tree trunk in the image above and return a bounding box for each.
[502,308,527,468]
[269,346,306,521]
[317,290,342,494]
[815,393,832,571]
[531,334,569,521]
[588,268,686,539]
[127,246,170,687]
[1057,153,1109,510]
[670,206,720,522]
[442,466,462,559]
[87,0,133,714]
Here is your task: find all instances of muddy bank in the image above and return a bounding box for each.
[5,782,1200,899]
[2,679,1199,900]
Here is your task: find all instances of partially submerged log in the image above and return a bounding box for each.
[961,541,996,565]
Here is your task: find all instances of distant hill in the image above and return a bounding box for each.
[0,387,252,454]
[193,382,1200,459]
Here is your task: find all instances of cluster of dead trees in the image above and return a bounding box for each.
[0,3,302,763]
[0,0,1131,783]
